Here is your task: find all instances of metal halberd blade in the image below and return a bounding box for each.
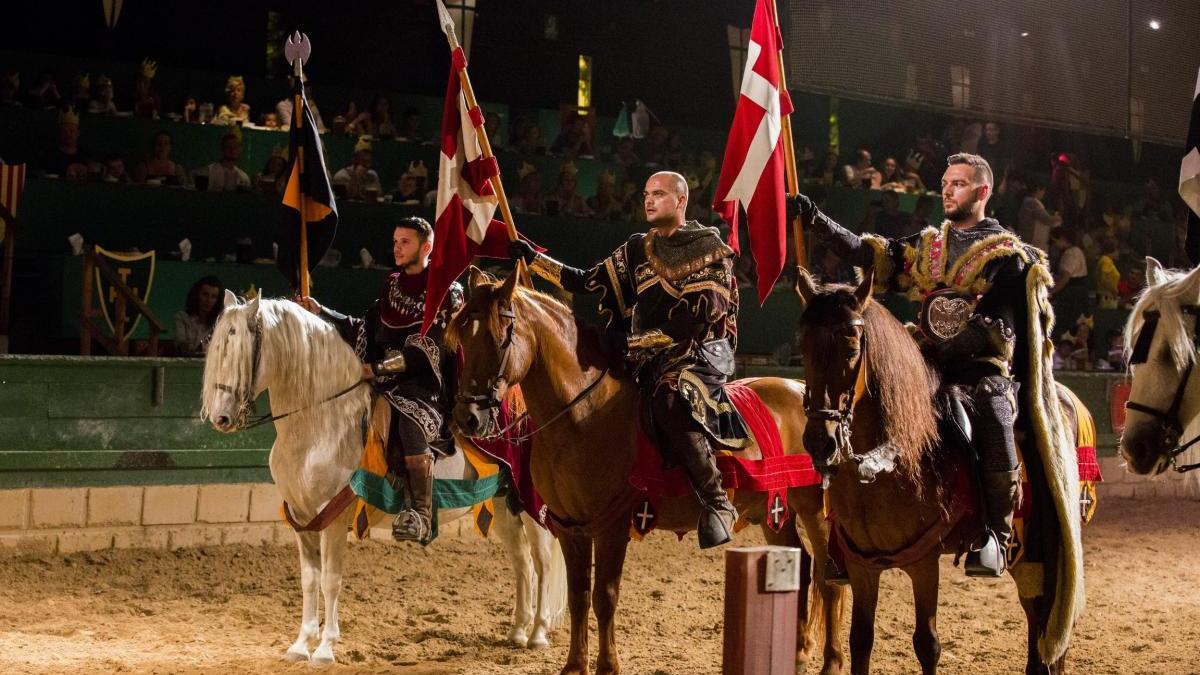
[284,31,311,68]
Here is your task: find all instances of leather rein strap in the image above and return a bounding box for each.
[282,485,358,533]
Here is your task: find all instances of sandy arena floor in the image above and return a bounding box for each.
[0,497,1196,674]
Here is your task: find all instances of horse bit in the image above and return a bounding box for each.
[1124,305,1200,473]
[214,313,365,431]
[803,317,869,464]
[456,306,608,443]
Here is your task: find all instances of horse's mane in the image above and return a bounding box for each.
[202,298,369,436]
[1126,266,1199,369]
[802,283,940,482]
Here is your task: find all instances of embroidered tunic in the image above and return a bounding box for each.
[323,269,463,443]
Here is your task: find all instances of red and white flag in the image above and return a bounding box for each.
[712,0,794,304]
[0,163,26,219]
[422,46,511,335]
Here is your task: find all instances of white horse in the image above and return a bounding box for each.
[1120,257,1200,486]
[201,291,565,664]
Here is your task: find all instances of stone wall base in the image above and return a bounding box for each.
[0,483,479,558]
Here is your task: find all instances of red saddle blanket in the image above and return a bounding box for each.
[628,380,820,536]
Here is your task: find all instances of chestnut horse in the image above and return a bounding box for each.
[796,270,1088,675]
[448,269,848,675]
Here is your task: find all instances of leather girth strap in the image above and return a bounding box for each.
[283,484,357,532]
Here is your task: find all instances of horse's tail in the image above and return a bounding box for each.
[543,533,568,631]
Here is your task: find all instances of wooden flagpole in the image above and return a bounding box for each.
[767,0,806,271]
[286,32,312,298]
[435,3,530,286]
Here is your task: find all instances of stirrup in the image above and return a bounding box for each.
[696,505,736,550]
[391,510,430,542]
[823,556,850,585]
[964,530,1007,577]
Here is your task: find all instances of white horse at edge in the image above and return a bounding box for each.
[1119,256,1200,492]
[201,291,565,664]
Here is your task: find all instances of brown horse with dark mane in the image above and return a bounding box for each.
[795,269,1090,675]
[448,268,848,675]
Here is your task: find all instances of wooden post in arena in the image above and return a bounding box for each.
[723,546,801,674]
[767,0,806,270]
[435,0,531,286]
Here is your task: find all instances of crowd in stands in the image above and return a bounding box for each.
[2,60,1193,367]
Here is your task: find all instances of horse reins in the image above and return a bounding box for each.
[1124,305,1200,473]
[803,316,870,463]
[214,313,368,431]
[456,307,610,443]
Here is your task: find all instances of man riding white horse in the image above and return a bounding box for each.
[299,217,463,542]
[510,171,741,549]
[792,153,1068,579]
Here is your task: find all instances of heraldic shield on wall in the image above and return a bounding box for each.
[93,246,155,341]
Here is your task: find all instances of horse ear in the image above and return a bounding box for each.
[794,266,816,307]
[497,269,520,307]
[1146,257,1166,286]
[245,296,260,318]
[468,265,489,289]
[224,289,240,307]
[854,267,875,308]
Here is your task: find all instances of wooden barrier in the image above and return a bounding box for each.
[723,546,801,675]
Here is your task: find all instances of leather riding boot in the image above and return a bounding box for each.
[676,434,738,549]
[965,469,1020,577]
[393,453,434,542]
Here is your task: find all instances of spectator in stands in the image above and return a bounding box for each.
[1095,238,1120,310]
[642,125,670,167]
[614,137,641,177]
[70,73,91,112]
[1134,179,1173,222]
[1049,226,1089,331]
[878,157,906,191]
[977,121,1007,174]
[1096,331,1125,371]
[617,179,643,222]
[389,161,429,205]
[255,147,289,196]
[396,107,423,142]
[182,96,200,123]
[351,94,396,137]
[132,60,161,119]
[796,146,817,181]
[102,155,131,184]
[215,76,250,126]
[1018,181,1059,252]
[87,75,118,115]
[259,111,280,129]
[588,170,622,220]
[0,71,20,107]
[544,163,591,217]
[515,121,546,156]
[133,131,188,186]
[485,112,504,149]
[843,148,881,190]
[1100,198,1131,241]
[64,160,90,183]
[513,162,544,215]
[205,132,251,192]
[551,114,592,159]
[910,194,936,232]
[332,138,382,201]
[873,189,911,239]
[26,71,61,108]
[815,244,855,285]
[275,75,327,132]
[664,131,686,169]
[816,149,843,189]
[41,107,88,176]
[175,276,225,357]
[1050,153,1091,228]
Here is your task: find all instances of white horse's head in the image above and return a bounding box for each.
[202,289,265,432]
[1120,257,1200,475]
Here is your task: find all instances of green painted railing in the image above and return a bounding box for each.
[0,355,273,488]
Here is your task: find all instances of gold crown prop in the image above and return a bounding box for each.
[517,161,538,180]
[354,137,374,153]
[58,106,80,127]
[225,75,244,92]
[140,59,158,79]
[403,160,428,179]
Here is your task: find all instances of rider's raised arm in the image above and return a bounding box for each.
[509,238,600,294]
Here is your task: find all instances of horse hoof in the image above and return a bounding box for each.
[283,646,309,662]
[527,628,550,649]
[507,628,529,647]
[311,645,335,666]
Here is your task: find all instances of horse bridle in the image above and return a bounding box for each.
[803,316,870,465]
[455,305,609,442]
[213,312,366,431]
[1124,305,1200,473]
